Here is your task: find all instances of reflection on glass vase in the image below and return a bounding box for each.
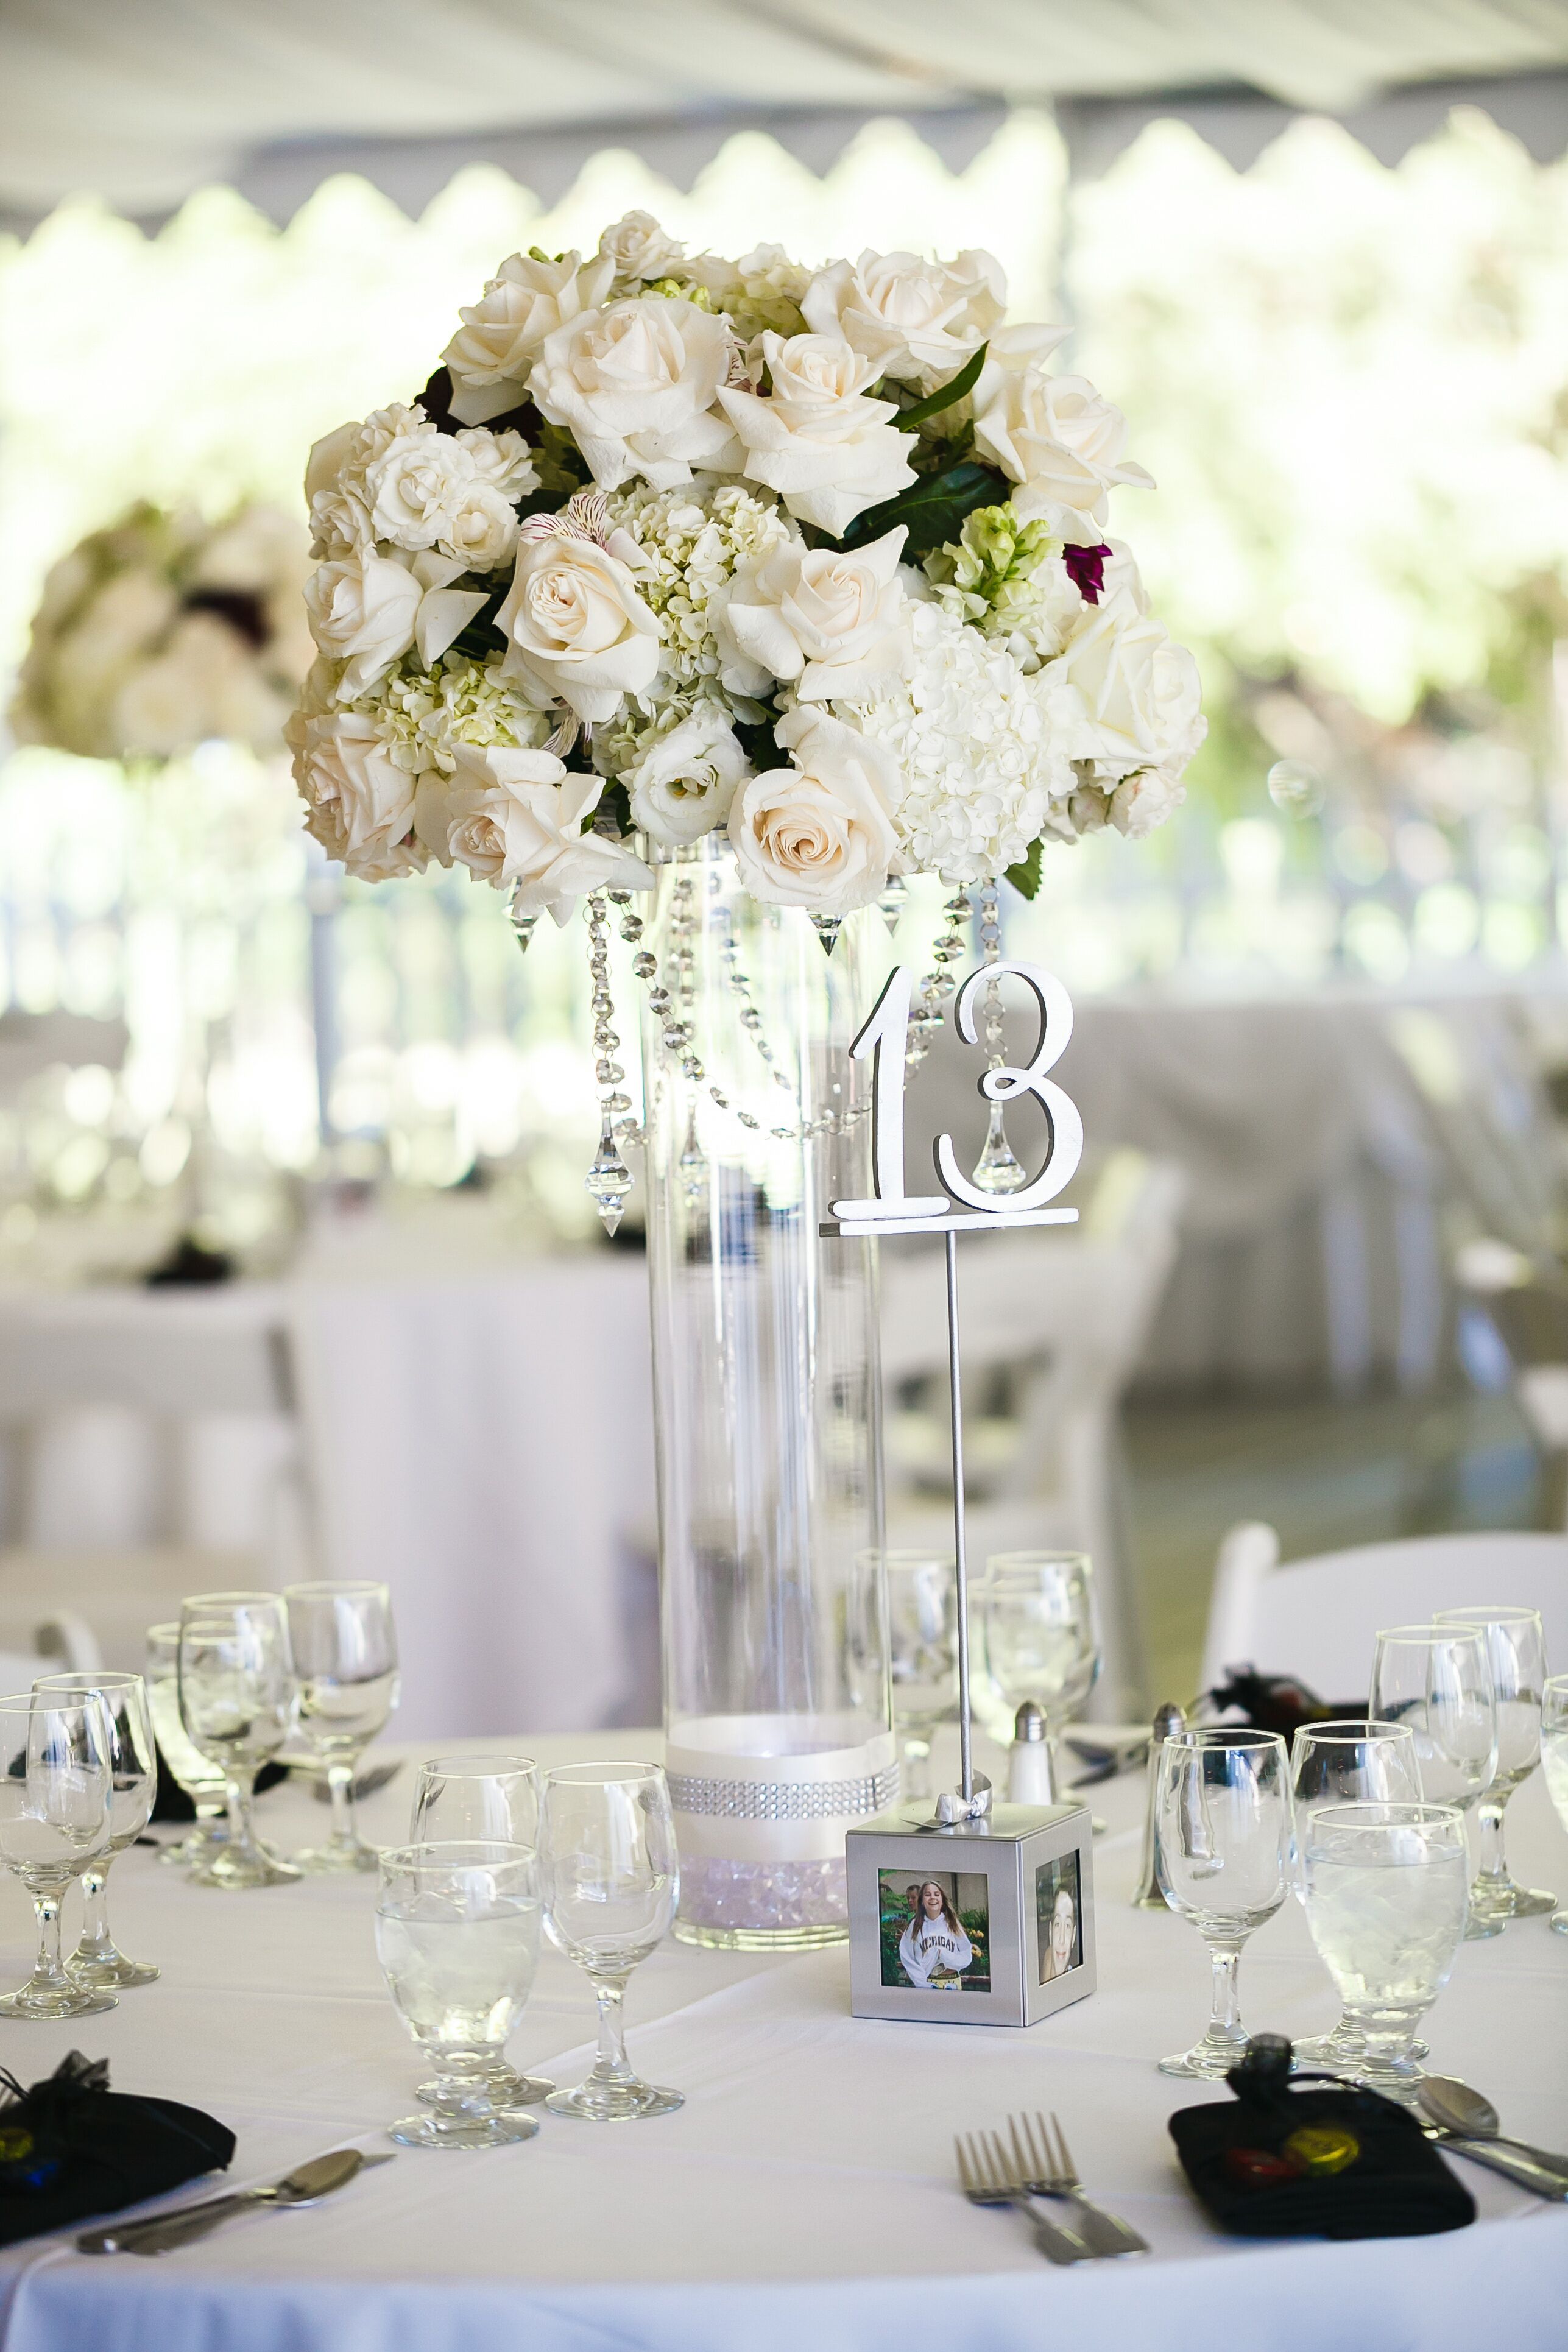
[642,841,895,1949]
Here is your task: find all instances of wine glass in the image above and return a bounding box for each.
[877,1551,956,1804]
[285,1581,400,1873]
[1301,1802,1469,2099]
[0,1690,116,2018]
[1287,1719,1422,2069]
[982,1552,1100,1795]
[1156,1728,1292,2078]
[178,1593,301,1890]
[1542,1675,1568,1935]
[146,1622,229,1868]
[1433,1606,1556,1926]
[34,1670,159,1989]
[409,1756,548,2110]
[376,1842,543,2150]
[539,1761,682,2121]
[1369,1623,1499,1941]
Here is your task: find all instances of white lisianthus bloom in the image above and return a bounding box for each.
[802,249,1006,384]
[729,707,900,914]
[1108,764,1187,839]
[1045,598,1206,781]
[442,249,615,426]
[973,368,1153,540]
[453,426,539,501]
[722,528,911,704]
[366,431,476,553]
[718,333,916,535]
[599,210,687,284]
[417,749,651,917]
[495,531,660,722]
[437,479,520,573]
[303,551,423,696]
[626,704,750,845]
[529,297,742,492]
[289,708,426,880]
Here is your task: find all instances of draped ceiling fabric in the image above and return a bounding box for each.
[4,1,1568,234]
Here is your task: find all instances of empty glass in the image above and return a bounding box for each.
[1434,1606,1556,1926]
[35,1670,159,1990]
[178,1593,300,1890]
[0,1690,116,2018]
[376,1842,543,2150]
[539,1761,682,2121]
[286,1581,400,1873]
[1288,1720,1422,2069]
[1542,1676,1568,1935]
[409,1756,548,2110]
[1370,1623,1499,1940]
[878,1551,957,1803]
[1156,1728,1292,2078]
[983,1552,1100,1792]
[1301,1802,1468,2098]
[146,1622,229,1869]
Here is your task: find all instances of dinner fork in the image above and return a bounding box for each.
[954,2131,1096,2265]
[1009,2111,1148,2256]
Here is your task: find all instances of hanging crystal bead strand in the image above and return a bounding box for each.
[969,877,1028,1193]
[905,893,971,1070]
[583,891,632,1237]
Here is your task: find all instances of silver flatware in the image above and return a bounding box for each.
[77,2148,394,2256]
[1416,2078,1568,2194]
[1008,2110,1148,2254]
[954,2130,1095,2265]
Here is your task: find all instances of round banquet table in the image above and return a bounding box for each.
[0,1730,1564,2352]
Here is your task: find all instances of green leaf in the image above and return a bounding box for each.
[836,461,1011,555]
[1003,838,1043,901]
[893,342,988,431]
[733,712,790,774]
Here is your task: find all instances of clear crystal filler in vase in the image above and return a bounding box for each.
[641,841,895,1948]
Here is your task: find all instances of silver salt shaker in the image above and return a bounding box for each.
[1131,1701,1185,1908]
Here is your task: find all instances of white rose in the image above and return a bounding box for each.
[626,705,750,846]
[529,297,741,492]
[303,551,422,696]
[728,707,900,915]
[801,249,1006,383]
[599,211,686,284]
[453,426,539,501]
[418,748,651,917]
[973,368,1153,539]
[289,710,426,880]
[1108,764,1187,840]
[717,332,916,535]
[365,431,475,551]
[442,250,615,427]
[494,531,660,723]
[437,479,519,573]
[721,528,911,704]
[1046,600,1206,780]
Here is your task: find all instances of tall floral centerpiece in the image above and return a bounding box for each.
[291,213,1202,1943]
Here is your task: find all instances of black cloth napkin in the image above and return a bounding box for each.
[1169,2035,1474,2240]
[1198,1668,1364,1739]
[150,1751,287,1821]
[0,2052,233,2245]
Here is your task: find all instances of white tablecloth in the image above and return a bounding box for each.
[0,1729,1563,2352]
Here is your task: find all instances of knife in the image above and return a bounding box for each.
[77,2148,394,2256]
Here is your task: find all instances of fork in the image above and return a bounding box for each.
[954,2130,1097,2265]
[1009,2111,1148,2256]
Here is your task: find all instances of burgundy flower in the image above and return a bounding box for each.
[1062,542,1111,606]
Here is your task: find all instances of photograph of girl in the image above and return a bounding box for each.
[1036,1854,1083,1985]
[879,1873,990,1992]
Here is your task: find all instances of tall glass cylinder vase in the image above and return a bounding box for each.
[641,841,894,1949]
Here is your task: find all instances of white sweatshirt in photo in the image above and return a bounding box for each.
[899,1913,973,1986]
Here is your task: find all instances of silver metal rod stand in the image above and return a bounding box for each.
[944,1229,973,1804]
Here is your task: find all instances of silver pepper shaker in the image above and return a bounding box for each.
[1131,1701,1185,1908]
[1006,1700,1058,1805]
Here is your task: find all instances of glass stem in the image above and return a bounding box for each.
[225,1771,258,1858]
[1206,1940,1243,2041]
[1475,1796,1510,1888]
[588,1978,635,2089]
[31,1888,68,1991]
[77,1859,116,1961]
[326,1761,358,1850]
[902,1735,932,1802]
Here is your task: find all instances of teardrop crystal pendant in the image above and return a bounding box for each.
[585,1108,632,1237]
[877,876,908,928]
[970,1102,1029,1193]
[509,883,538,955]
[810,913,843,955]
[679,1106,705,1205]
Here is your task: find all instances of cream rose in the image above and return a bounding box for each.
[720,528,910,704]
[718,332,916,535]
[973,368,1153,538]
[494,531,660,724]
[728,707,900,914]
[303,550,422,696]
[365,431,475,553]
[1108,764,1188,840]
[453,426,539,501]
[1046,601,1206,779]
[442,249,615,427]
[626,705,750,846]
[289,710,425,881]
[599,210,686,284]
[418,747,651,917]
[528,297,741,492]
[801,249,1005,383]
[437,479,520,573]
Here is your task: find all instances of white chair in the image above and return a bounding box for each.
[1200,1522,1568,1700]
[0,1607,104,1697]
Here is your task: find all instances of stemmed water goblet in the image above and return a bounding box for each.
[539,1760,682,2121]
[178,1592,301,1890]
[286,1581,400,1873]
[1286,1719,1421,2069]
[0,1690,116,2018]
[376,1842,543,2149]
[35,1669,159,1990]
[1300,1802,1469,2099]
[1155,1727,1292,2078]
[1433,1605,1556,1926]
[409,1756,549,2109]
[877,1551,957,1804]
[982,1552,1100,1795]
[1542,1675,1568,1934]
[1369,1623,1499,1940]
[146,1622,229,1869]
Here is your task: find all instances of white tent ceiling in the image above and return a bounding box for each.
[5,0,1568,231]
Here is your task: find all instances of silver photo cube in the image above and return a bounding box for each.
[846,1800,1097,2027]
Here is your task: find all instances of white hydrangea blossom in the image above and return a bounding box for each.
[604,479,792,702]
[338,651,554,777]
